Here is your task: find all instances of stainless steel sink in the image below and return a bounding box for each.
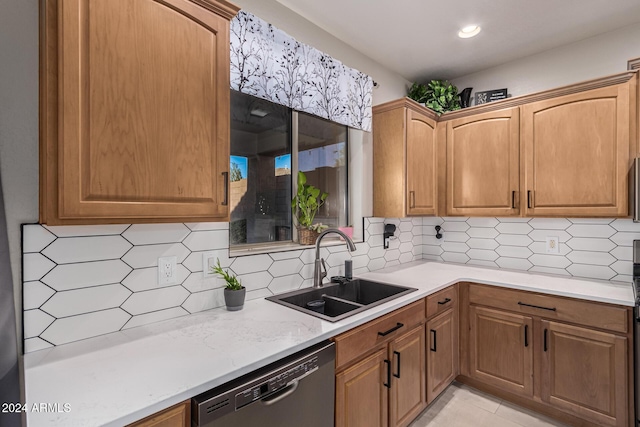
[266,279,417,322]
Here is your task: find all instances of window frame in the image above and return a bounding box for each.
[228,107,351,253]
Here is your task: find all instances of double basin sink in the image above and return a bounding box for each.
[266,279,417,322]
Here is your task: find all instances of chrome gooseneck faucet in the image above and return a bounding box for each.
[313,229,356,288]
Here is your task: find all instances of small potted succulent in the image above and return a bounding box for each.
[210,259,245,311]
[291,171,329,245]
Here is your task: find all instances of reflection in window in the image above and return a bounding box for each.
[229,91,348,248]
[229,91,291,245]
[298,113,348,229]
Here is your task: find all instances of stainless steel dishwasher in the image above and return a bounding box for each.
[192,340,335,427]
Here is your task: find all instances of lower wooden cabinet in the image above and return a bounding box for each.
[468,306,533,397]
[462,283,633,427]
[426,308,456,403]
[336,348,389,427]
[389,326,426,427]
[126,400,190,427]
[334,301,426,427]
[541,321,628,427]
[335,326,426,427]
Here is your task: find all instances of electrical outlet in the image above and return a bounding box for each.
[545,236,559,254]
[158,256,177,285]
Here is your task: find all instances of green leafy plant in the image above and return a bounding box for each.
[407,80,461,114]
[210,259,243,290]
[407,82,429,104]
[291,171,328,230]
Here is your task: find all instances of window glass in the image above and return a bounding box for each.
[229,91,292,244]
[298,113,348,229]
[229,92,349,248]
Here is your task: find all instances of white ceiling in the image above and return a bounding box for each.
[274,0,640,82]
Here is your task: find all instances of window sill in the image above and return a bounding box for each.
[229,238,363,258]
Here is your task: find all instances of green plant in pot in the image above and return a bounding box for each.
[210,259,245,311]
[291,171,329,245]
[407,80,461,114]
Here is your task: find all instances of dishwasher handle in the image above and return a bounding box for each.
[260,380,299,406]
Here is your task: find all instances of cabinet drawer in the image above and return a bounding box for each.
[334,300,425,371]
[468,283,628,334]
[426,286,457,319]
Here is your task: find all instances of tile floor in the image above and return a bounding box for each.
[410,382,569,427]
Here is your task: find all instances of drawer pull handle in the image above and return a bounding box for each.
[409,191,416,208]
[393,351,401,378]
[430,329,437,352]
[527,190,532,209]
[511,190,516,209]
[543,328,548,352]
[518,301,556,311]
[524,325,528,347]
[378,322,404,337]
[437,298,451,305]
[383,360,391,388]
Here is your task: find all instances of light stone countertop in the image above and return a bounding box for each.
[23,261,634,427]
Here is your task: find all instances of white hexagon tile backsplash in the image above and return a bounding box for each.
[21,216,640,352]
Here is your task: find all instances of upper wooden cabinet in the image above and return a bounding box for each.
[372,71,637,218]
[373,99,439,217]
[445,107,520,216]
[521,83,632,217]
[40,0,239,225]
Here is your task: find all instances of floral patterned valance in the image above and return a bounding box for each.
[230,11,373,132]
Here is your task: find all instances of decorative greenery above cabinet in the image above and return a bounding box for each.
[373,71,638,218]
[40,0,240,225]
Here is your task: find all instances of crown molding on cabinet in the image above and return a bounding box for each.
[374,71,637,122]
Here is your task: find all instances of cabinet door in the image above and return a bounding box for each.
[336,348,389,427]
[469,306,533,397]
[389,326,426,427]
[42,0,232,224]
[446,107,520,216]
[540,321,628,427]
[521,84,631,217]
[426,309,457,404]
[127,400,189,427]
[406,109,438,216]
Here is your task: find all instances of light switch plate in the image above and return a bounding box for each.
[202,251,218,278]
[545,236,559,254]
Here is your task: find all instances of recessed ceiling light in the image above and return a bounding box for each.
[458,25,481,38]
[250,108,269,118]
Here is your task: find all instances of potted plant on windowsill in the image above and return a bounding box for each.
[210,259,245,311]
[292,171,329,245]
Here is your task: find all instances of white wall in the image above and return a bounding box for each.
[0,0,39,346]
[232,0,410,105]
[452,23,640,102]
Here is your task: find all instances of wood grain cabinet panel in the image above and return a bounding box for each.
[426,309,457,404]
[540,321,628,427]
[126,400,190,427]
[445,107,520,216]
[469,306,533,398]
[373,99,439,217]
[336,348,389,427]
[406,109,438,216]
[521,84,631,217]
[40,0,238,224]
[389,326,426,427]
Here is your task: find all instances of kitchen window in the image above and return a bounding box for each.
[229,90,349,249]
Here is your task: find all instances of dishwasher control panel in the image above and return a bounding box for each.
[235,355,319,409]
